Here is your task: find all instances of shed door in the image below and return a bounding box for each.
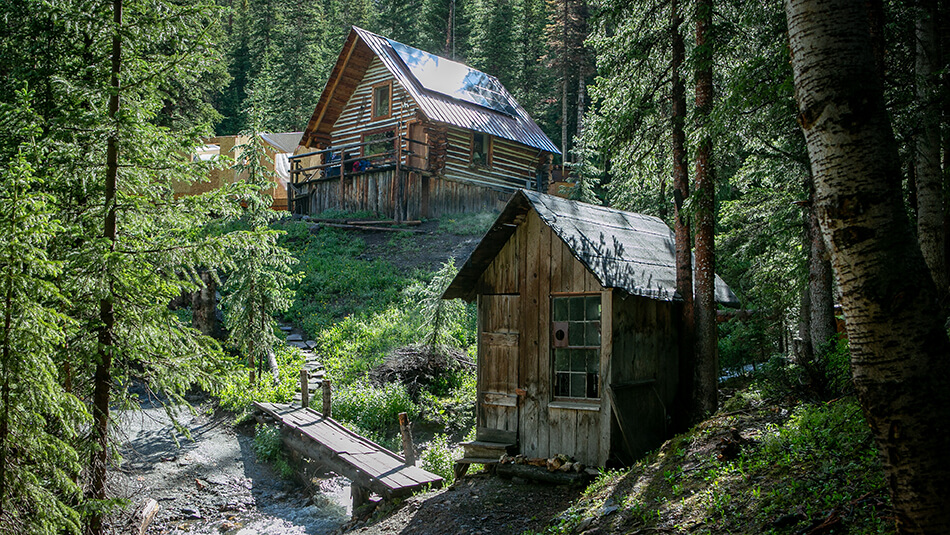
[477,294,520,443]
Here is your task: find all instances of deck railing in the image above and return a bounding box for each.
[287,135,428,185]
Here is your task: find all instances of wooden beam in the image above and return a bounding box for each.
[313,35,360,139]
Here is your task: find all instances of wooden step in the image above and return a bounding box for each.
[461,440,515,460]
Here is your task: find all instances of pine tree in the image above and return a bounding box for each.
[0,93,85,535]
[221,119,300,383]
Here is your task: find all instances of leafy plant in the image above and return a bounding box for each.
[420,435,462,485]
[253,424,295,479]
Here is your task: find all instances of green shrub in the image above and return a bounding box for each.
[420,434,462,484]
[217,344,305,418]
[253,424,295,479]
[333,381,418,443]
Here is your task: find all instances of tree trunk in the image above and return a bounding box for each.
[192,270,217,337]
[915,0,947,301]
[786,0,950,532]
[561,0,570,165]
[692,0,717,418]
[671,0,695,429]
[808,196,837,356]
[445,0,455,59]
[89,1,121,533]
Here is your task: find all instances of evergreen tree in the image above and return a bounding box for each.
[0,93,86,535]
[221,120,300,383]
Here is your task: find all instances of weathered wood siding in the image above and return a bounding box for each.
[607,294,679,462]
[476,210,610,466]
[302,170,510,219]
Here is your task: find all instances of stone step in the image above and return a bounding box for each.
[286,334,304,342]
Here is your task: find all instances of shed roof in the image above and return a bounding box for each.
[443,190,740,307]
[301,27,559,155]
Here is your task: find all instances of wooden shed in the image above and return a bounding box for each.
[287,27,559,220]
[443,190,738,467]
[175,132,302,211]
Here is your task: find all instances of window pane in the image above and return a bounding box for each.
[568,322,584,347]
[374,85,389,117]
[586,349,599,373]
[586,321,601,346]
[554,348,569,372]
[586,373,599,398]
[553,298,568,321]
[570,350,586,372]
[571,374,586,398]
[555,373,570,397]
[586,296,601,320]
[570,297,585,320]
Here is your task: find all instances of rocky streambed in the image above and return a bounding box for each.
[111,399,350,535]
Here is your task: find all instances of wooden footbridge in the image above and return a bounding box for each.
[254,401,443,508]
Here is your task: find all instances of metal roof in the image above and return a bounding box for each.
[260,132,303,154]
[353,27,560,154]
[443,190,739,307]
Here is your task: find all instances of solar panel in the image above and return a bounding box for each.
[387,38,518,117]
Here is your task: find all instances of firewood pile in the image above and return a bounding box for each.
[499,453,592,474]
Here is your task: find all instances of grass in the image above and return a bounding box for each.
[437,211,497,236]
[541,389,892,535]
[267,217,478,446]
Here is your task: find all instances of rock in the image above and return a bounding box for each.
[180,507,202,519]
[576,517,593,531]
[286,334,304,342]
[195,478,207,491]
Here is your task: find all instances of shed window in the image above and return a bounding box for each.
[471,132,492,167]
[372,82,391,120]
[552,295,601,399]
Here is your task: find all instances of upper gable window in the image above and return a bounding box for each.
[471,132,492,167]
[372,82,391,120]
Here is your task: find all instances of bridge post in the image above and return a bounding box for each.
[300,369,309,408]
[399,412,415,465]
[322,379,332,418]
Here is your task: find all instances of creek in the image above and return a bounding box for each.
[115,399,351,534]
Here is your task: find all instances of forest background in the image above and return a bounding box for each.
[1,0,949,533]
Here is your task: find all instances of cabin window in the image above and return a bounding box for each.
[372,82,391,120]
[471,132,492,167]
[552,294,601,399]
[362,129,396,162]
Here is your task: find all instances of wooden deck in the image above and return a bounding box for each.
[254,402,443,502]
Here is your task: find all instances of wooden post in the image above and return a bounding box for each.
[351,483,369,510]
[300,369,309,409]
[322,379,332,418]
[398,412,415,466]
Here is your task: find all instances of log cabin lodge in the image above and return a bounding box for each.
[286,26,560,221]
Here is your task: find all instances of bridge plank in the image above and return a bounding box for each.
[253,402,443,498]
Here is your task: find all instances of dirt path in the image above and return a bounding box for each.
[341,472,583,535]
[110,399,350,535]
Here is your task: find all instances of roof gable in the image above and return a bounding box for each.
[301,27,559,154]
[444,190,740,307]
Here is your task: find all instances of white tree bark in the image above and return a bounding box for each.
[786,0,950,532]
